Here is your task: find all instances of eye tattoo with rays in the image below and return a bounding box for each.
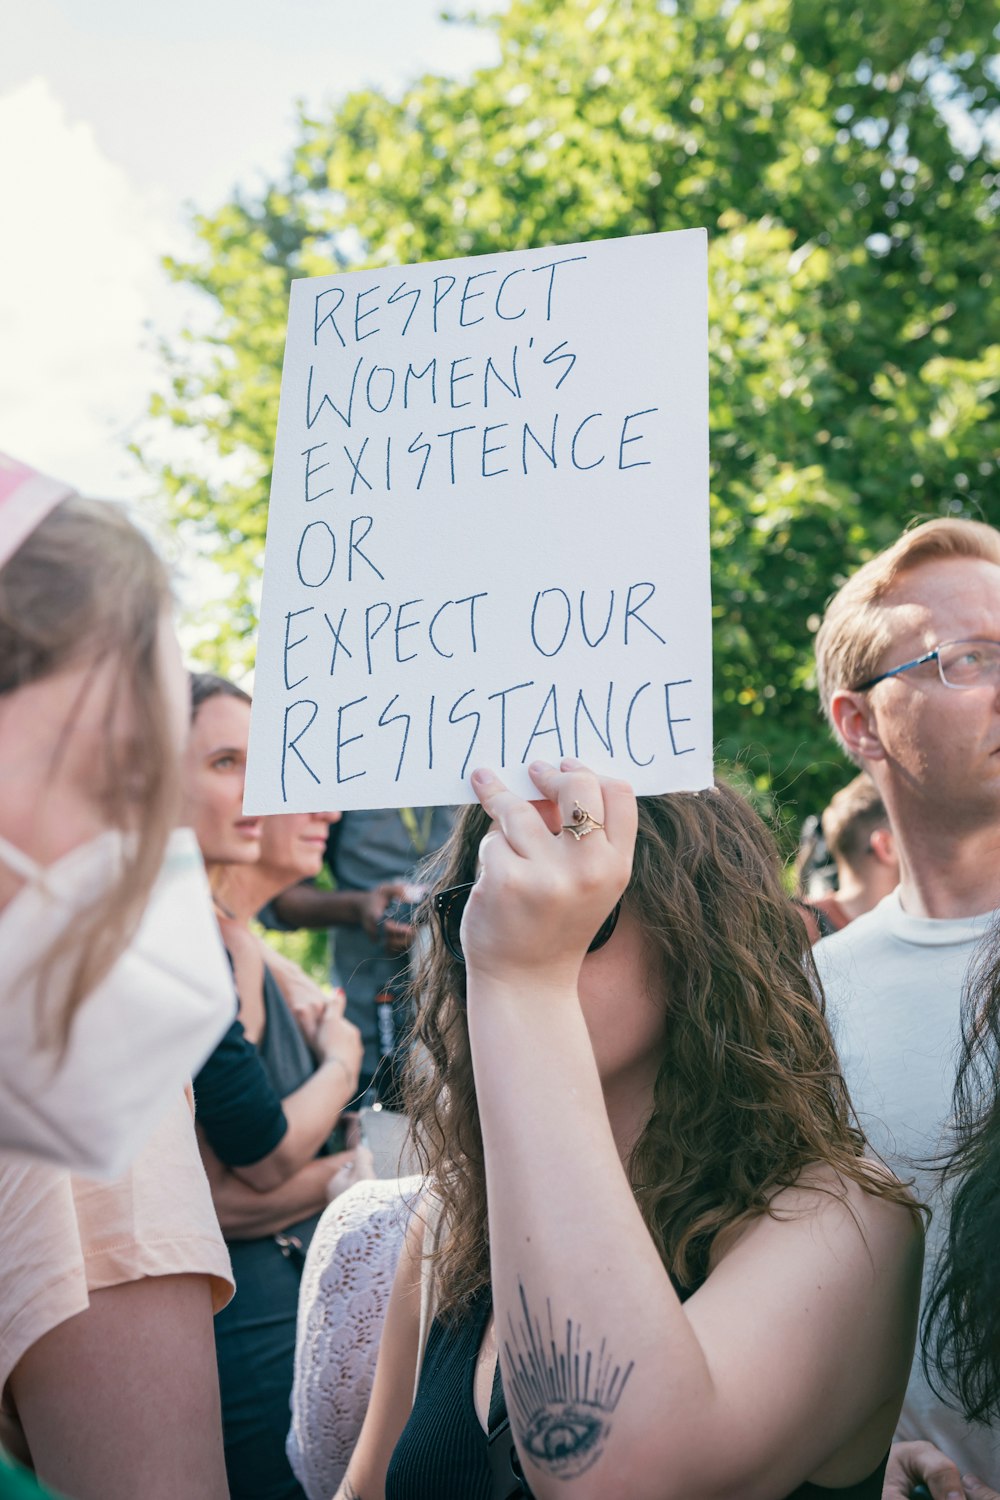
[501,1280,634,1480]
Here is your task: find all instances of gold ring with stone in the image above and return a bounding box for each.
[561,802,605,840]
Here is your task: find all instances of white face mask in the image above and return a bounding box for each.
[0,825,236,1178]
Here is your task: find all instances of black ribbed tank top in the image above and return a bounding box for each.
[385,1287,888,1500]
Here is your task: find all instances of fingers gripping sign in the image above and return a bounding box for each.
[538,756,638,852]
[461,758,637,993]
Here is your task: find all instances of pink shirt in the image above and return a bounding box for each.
[0,1087,233,1411]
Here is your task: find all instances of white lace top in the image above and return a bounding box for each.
[287,1175,423,1500]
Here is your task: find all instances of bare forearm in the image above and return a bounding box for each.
[468,989,716,1500]
[282,1057,358,1154]
[272,884,366,930]
[238,1060,356,1188]
[211,1156,341,1238]
[467,986,912,1500]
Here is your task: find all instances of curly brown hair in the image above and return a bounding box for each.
[405,781,917,1318]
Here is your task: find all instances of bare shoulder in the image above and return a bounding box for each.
[777,1158,922,1248]
[709,1159,923,1278]
[390,1195,432,1315]
[675,1159,922,1490]
[382,1183,452,1357]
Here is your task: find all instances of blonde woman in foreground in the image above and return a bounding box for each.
[0,461,233,1499]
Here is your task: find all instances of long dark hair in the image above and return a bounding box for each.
[405,781,918,1319]
[921,920,1000,1424]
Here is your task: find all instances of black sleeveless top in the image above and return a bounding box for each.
[385,1287,888,1500]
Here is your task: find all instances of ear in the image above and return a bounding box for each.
[829,690,885,764]
[868,825,898,869]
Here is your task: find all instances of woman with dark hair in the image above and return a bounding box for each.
[885,924,1000,1500]
[335,760,922,1500]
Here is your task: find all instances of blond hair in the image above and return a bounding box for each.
[0,496,180,1042]
[815,518,1000,726]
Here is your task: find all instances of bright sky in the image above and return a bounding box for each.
[0,0,499,499]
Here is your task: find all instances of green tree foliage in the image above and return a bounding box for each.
[147,0,999,829]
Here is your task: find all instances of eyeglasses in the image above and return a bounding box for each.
[433,881,622,965]
[854,638,1000,693]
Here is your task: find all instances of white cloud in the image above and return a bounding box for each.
[0,10,501,501]
[0,77,186,497]
[0,14,502,653]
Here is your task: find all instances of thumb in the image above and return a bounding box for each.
[963,1477,1000,1500]
[887,1440,965,1500]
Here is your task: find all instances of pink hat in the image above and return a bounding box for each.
[0,453,77,569]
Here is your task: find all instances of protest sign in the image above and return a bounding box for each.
[245,229,712,812]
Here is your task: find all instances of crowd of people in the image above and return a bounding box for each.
[1,447,999,1500]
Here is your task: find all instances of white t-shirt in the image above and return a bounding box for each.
[815,891,999,1481]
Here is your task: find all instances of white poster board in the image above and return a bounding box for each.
[245,229,712,812]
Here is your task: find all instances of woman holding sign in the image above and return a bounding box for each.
[335,760,922,1500]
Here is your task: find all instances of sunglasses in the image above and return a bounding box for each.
[433,881,622,965]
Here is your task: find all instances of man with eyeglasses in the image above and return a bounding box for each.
[811,516,1000,1496]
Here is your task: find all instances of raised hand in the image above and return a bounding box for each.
[461,758,636,994]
